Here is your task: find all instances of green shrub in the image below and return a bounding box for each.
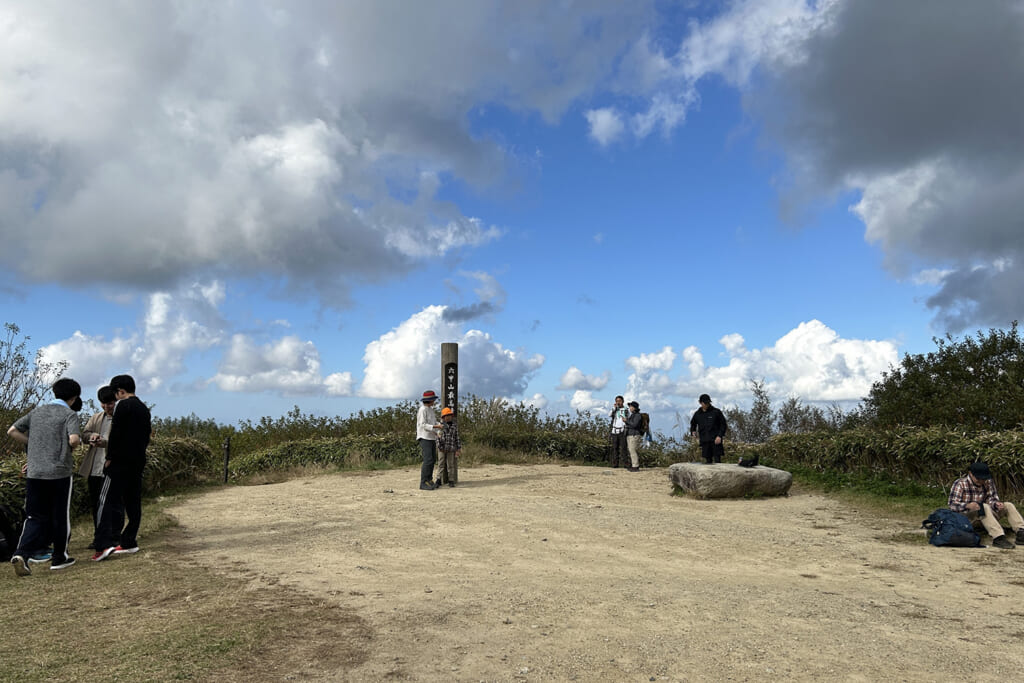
[227,435,418,480]
[741,426,1024,498]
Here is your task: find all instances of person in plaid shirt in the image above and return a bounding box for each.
[948,461,1024,550]
[434,407,461,488]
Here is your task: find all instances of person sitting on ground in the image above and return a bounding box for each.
[434,407,462,488]
[948,461,1024,550]
[6,377,83,575]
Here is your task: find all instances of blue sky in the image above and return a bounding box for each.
[3,1,1022,429]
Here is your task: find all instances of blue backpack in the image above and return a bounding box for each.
[921,508,981,547]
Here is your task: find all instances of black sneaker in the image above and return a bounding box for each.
[11,555,30,577]
[993,535,1015,549]
[1016,528,1024,545]
[419,481,435,491]
[51,557,76,571]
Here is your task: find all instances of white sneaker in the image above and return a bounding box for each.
[11,555,30,576]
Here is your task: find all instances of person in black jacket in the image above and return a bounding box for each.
[690,393,727,464]
[91,374,151,561]
[624,401,644,472]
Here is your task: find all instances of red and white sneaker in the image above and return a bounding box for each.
[91,547,116,562]
[113,545,139,555]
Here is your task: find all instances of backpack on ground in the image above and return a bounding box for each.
[921,508,981,547]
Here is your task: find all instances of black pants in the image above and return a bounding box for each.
[610,432,627,464]
[15,477,73,562]
[700,441,725,464]
[418,439,437,485]
[93,469,143,550]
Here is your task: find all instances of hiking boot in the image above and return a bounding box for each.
[419,481,435,491]
[1016,528,1024,545]
[11,555,30,577]
[91,547,116,562]
[992,535,1015,550]
[113,545,139,555]
[50,557,76,571]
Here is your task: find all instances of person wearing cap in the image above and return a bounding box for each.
[434,407,462,488]
[690,394,728,464]
[623,401,643,472]
[948,461,1024,550]
[416,390,443,490]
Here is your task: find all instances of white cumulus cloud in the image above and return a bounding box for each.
[556,366,611,391]
[360,305,544,400]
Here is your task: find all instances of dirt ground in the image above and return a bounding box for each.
[167,464,1024,682]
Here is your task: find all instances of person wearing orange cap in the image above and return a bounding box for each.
[434,406,462,487]
[416,391,442,490]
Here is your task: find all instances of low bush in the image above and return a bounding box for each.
[739,426,1024,498]
[227,434,418,480]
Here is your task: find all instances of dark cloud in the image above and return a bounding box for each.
[442,301,500,323]
[0,1,649,303]
[750,0,1024,331]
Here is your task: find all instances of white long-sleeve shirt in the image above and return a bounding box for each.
[416,403,439,440]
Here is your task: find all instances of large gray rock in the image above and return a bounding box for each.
[668,462,792,499]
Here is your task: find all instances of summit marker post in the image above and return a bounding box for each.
[441,342,458,483]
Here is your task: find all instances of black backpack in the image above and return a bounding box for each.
[921,508,981,547]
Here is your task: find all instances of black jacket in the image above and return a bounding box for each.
[625,411,645,436]
[690,406,727,443]
[106,396,152,475]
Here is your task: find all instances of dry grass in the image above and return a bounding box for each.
[0,498,370,682]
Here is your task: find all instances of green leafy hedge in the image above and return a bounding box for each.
[0,436,214,518]
[738,426,1024,497]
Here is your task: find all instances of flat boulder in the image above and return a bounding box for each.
[668,462,792,499]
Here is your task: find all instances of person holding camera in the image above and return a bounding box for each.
[948,461,1024,550]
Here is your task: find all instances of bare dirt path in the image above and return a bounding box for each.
[167,464,1024,682]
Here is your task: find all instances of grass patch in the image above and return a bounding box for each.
[785,465,947,523]
[0,497,370,682]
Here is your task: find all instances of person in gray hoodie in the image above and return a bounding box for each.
[7,377,82,575]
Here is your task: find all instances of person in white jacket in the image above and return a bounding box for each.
[415,390,442,490]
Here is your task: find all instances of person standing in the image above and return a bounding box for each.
[608,395,629,467]
[690,393,727,464]
[7,377,82,575]
[624,401,644,472]
[92,374,151,561]
[434,407,462,487]
[416,390,442,491]
[79,385,117,531]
